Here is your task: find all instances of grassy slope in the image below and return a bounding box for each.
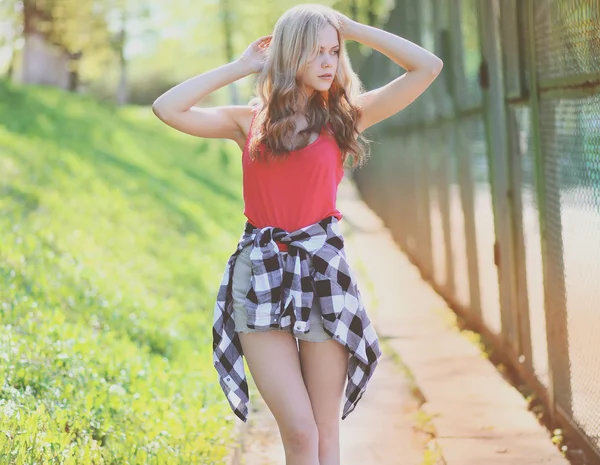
[0,78,247,464]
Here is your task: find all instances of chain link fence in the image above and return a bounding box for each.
[352,0,600,461]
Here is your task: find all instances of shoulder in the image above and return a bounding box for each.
[230,105,255,141]
[240,103,264,140]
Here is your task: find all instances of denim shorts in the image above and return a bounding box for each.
[231,244,333,343]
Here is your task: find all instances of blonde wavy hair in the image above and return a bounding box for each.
[247,3,371,169]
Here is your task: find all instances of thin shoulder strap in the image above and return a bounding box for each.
[250,104,259,128]
[243,105,260,153]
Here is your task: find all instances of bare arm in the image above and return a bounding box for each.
[152,35,272,141]
[340,17,443,132]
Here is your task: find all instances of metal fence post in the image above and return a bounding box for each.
[448,0,482,316]
[476,0,522,351]
[525,0,572,422]
[499,0,535,374]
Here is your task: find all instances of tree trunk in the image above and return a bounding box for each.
[20,31,70,88]
[116,28,128,105]
[20,1,70,88]
[5,46,16,79]
[220,0,239,105]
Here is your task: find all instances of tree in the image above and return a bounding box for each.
[0,0,20,79]
[18,0,114,89]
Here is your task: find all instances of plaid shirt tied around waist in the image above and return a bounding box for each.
[212,215,382,423]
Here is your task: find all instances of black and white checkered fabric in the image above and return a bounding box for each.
[212,215,382,423]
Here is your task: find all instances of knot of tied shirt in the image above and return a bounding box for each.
[244,225,350,332]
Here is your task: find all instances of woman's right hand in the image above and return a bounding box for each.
[238,35,272,74]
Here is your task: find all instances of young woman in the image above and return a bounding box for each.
[153,4,442,465]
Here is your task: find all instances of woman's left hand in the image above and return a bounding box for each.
[333,11,357,40]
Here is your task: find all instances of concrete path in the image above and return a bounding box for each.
[337,177,570,465]
[228,175,571,465]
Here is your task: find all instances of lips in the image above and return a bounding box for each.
[318,73,333,78]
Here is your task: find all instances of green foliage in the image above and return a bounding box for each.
[2,0,394,103]
[21,0,115,59]
[0,78,247,463]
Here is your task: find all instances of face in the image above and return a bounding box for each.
[300,23,340,97]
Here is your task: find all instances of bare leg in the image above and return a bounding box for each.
[239,330,320,465]
[298,339,349,465]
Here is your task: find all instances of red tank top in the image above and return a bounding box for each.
[242,108,344,252]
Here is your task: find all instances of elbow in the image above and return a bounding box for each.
[152,99,171,122]
[152,98,164,119]
[412,57,443,78]
[430,57,444,76]
[152,97,188,124]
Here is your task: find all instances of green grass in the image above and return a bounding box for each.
[0,78,248,463]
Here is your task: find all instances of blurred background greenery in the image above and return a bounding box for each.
[0,0,395,106]
[0,1,396,462]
